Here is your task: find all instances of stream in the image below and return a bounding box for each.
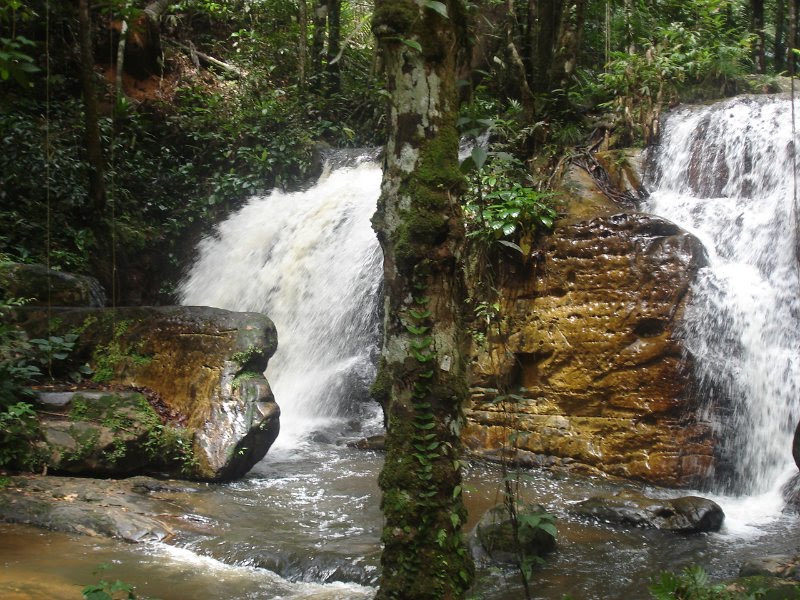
[1,438,797,599]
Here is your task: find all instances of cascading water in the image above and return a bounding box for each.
[178,151,384,446]
[645,95,800,496]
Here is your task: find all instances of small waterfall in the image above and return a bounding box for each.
[178,152,384,447]
[646,95,800,495]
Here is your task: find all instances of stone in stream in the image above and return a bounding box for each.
[794,420,800,471]
[472,504,557,565]
[570,490,724,532]
[16,305,280,481]
[739,554,800,581]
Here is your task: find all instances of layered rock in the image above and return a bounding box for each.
[464,158,712,487]
[17,305,280,481]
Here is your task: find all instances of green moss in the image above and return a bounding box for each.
[90,321,152,383]
[370,358,392,405]
[373,1,418,37]
[232,370,260,391]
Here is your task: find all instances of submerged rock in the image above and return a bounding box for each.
[472,504,556,565]
[570,490,724,532]
[739,555,800,580]
[0,475,176,543]
[17,305,280,481]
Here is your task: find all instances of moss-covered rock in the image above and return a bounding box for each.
[16,305,280,481]
[0,262,106,307]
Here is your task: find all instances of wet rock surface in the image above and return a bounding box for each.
[739,555,800,581]
[465,155,712,488]
[570,490,724,532]
[0,474,193,543]
[17,305,280,481]
[794,421,800,471]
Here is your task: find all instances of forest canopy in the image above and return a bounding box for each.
[0,0,785,301]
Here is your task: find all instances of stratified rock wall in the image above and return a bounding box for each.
[464,159,712,487]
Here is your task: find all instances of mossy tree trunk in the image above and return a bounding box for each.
[371,1,474,598]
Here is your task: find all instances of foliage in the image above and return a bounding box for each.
[462,153,558,254]
[650,566,800,600]
[82,564,138,600]
[0,296,43,469]
[582,0,753,143]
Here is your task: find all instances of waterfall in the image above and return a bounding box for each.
[646,95,800,495]
[178,152,384,447]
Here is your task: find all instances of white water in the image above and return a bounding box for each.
[646,95,800,497]
[178,154,384,447]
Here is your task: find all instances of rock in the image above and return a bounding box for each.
[570,490,724,532]
[472,504,556,565]
[465,210,710,487]
[35,391,182,477]
[347,435,386,451]
[793,420,800,471]
[782,473,800,513]
[0,475,176,543]
[0,262,106,307]
[739,555,800,580]
[17,305,280,481]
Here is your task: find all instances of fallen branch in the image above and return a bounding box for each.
[164,38,246,79]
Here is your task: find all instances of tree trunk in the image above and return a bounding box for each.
[372,1,474,598]
[776,0,786,73]
[77,0,106,216]
[751,0,766,73]
[326,0,341,93]
[548,0,586,89]
[790,0,798,75]
[122,0,173,78]
[534,0,563,90]
[299,0,308,90]
[311,0,328,78]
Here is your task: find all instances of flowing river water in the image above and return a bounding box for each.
[2,97,799,599]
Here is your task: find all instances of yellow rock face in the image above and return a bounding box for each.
[465,163,713,488]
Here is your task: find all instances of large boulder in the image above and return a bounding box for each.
[571,490,724,532]
[17,305,280,481]
[464,156,712,488]
[0,262,106,307]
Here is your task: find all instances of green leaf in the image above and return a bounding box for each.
[415,421,436,430]
[411,337,433,350]
[406,324,430,335]
[452,484,462,499]
[538,522,558,537]
[471,146,488,171]
[497,240,523,253]
[409,309,432,320]
[450,512,460,528]
[401,38,422,53]
[420,0,449,18]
